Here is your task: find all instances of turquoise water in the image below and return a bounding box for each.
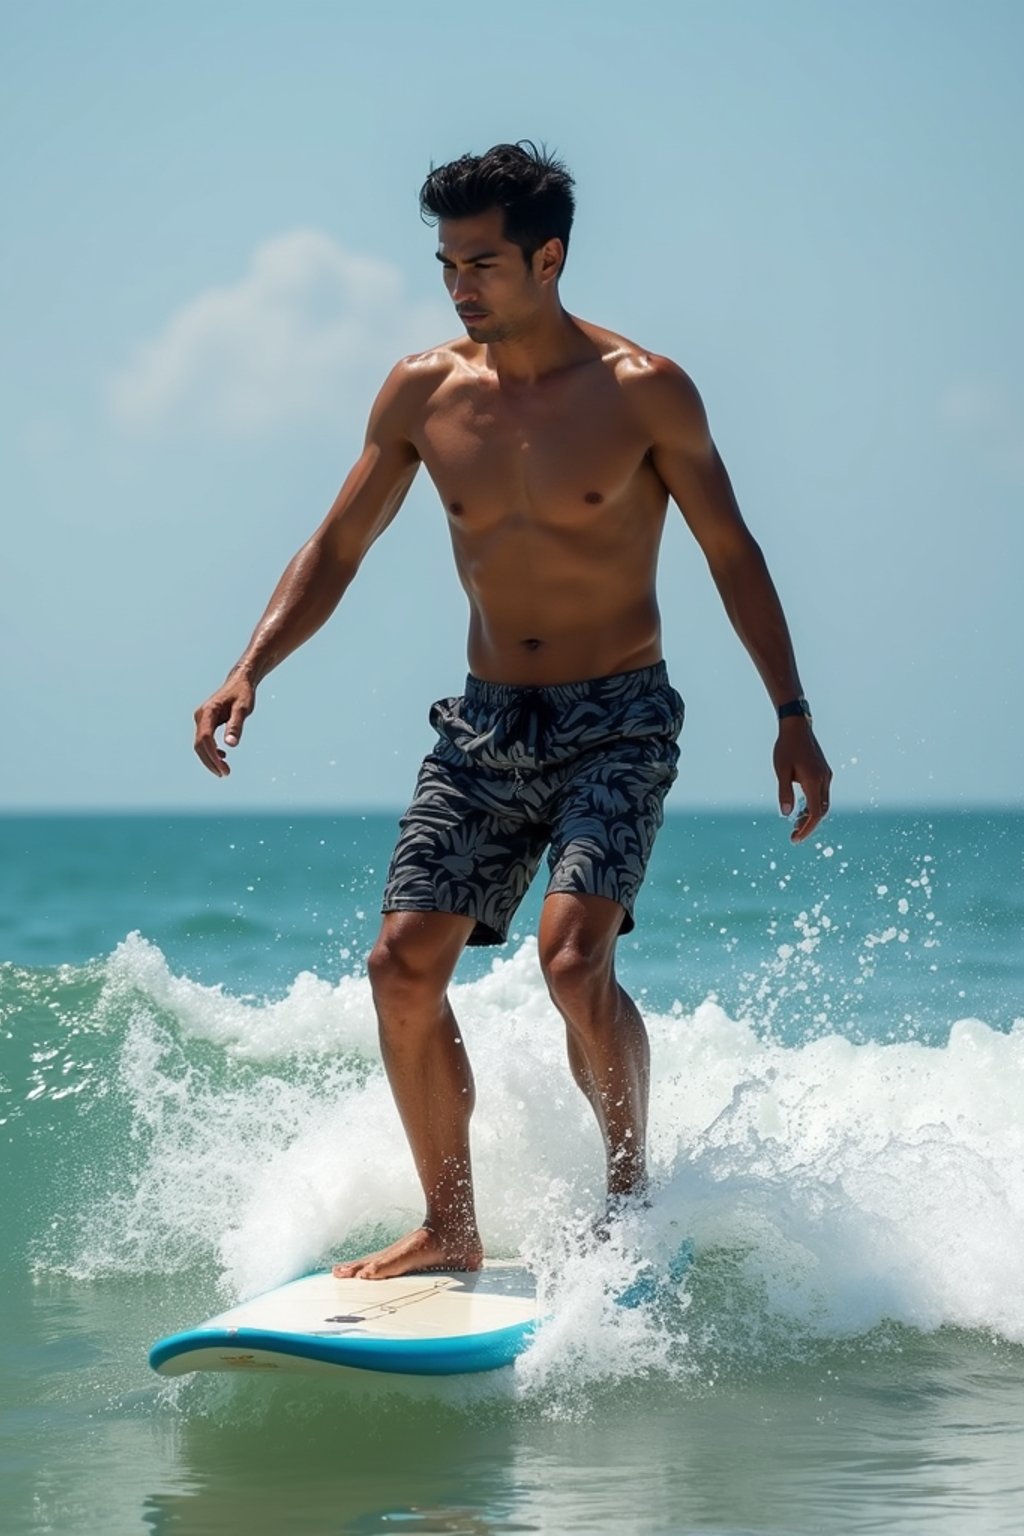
[2,810,1023,1534]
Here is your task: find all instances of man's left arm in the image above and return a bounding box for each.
[631,355,832,843]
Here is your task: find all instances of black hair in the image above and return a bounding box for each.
[419,140,576,274]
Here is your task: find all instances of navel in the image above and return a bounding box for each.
[521,638,544,652]
[583,490,604,505]
[448,501,464,516]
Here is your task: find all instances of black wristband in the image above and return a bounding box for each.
[777,697,812,723]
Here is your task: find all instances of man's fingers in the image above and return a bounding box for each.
[224,708,247,748]
[790,806,817,843]
[193,705,231,777]
[777,773,795,818]
[224,694,254,749]
[194,731,229,777]
[194,741,227,777]
[789,780,831,843]
[193,687,254,776]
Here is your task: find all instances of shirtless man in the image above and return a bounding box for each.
[194,142,832,1280]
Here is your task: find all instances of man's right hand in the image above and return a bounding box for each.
[193,674,255,777]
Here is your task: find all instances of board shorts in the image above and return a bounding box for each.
[381,662,685,946]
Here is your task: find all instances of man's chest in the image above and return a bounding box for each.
[414,378,652,512]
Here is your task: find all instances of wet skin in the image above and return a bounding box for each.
[194,208,832,1278]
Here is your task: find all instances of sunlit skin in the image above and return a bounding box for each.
[194,205,832,1280]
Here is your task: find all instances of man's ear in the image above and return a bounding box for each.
[535,238,565,285]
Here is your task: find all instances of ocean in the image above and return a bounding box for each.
[2,808,1022,1535]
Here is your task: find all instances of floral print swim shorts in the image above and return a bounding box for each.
[381,662,685,946]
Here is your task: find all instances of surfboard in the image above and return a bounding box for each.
[149,1261,539,1378]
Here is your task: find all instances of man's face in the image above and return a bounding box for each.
[436,208,547,343]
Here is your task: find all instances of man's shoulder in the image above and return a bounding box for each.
[370,340,473,433]
[387,338,475,395]
[572,318,698,398]
[606,336,697,398]
[584,326,705,436]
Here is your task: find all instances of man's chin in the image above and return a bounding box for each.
[462,318,503,342]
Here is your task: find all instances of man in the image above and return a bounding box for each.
[194,142,832,1280]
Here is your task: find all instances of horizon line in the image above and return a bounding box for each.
[1,801,1020,819]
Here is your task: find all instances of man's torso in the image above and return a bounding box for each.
[403,320,672,686]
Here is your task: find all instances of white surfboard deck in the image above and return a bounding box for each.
[149,1261,539,1379]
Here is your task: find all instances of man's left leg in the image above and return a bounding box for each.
[538,892,650,1203]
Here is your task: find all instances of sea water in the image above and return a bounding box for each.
[1,809,1022,1534]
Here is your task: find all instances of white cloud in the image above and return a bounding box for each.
[107,230,451,435]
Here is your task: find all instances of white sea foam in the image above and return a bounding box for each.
[53,933,1024,1371]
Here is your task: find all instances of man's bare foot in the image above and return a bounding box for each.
[588,1188,653,1245]
[332,1223,484,1281]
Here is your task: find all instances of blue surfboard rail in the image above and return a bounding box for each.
[148,1241,695,1377]
[149,1317,539,1377]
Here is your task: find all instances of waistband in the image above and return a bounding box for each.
[463,661,670,709]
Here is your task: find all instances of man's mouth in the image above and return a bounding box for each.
[458,310,488,322]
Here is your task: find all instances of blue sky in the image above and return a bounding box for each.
[4,1,1021,811]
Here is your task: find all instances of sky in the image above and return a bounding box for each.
[3,0,1022,812]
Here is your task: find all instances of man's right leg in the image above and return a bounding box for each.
[333,909,480,1280]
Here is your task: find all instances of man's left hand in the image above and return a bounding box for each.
[774,722,833,844]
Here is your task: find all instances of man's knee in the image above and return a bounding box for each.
[368,913,469,1008]
[540,934,616,1018]
[368,937,444,1006]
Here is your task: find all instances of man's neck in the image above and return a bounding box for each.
[483,306,589,386]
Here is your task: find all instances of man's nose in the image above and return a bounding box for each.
[451,272,478,303]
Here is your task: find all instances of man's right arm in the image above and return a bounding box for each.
[193,359,423,777]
